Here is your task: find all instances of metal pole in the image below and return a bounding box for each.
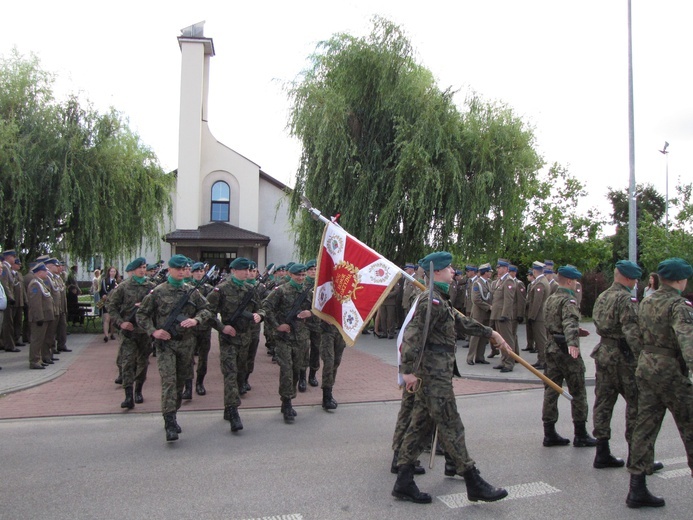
[627,0,637,264]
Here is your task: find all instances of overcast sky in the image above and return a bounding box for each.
[3,1,692,222]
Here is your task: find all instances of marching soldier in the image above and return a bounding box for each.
[206,257,264,432]
[393,251,509,505]
[541,265,596,449]
[625,258,693,508]
[244,261,265,393]
[467,263,492,364]
[261,263,313,423]
[136,255,212,442]
[304,259,321,389]
[490,259,516,372]
[188,262,215,397]
[106,257,155,409]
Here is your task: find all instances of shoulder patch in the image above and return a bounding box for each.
[631,297,638,303]
[432,298,440,305]
[31,286,39,294]
[213,287,220,292]
[507,284,514,290]
[473,286,479,292]
[569,299,577,305]
[685,300,692,307]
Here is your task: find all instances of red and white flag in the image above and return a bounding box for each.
[313,222,402,346]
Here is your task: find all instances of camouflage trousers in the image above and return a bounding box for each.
[219,333,249,408]
[628,372,693,475]
[308,329,321,371]
[120,332,151,387]
[391,388,434,452]
[592,360,638,442]
[275,337,309,400]
[542,350,589,424]
[397,351,476,473]
[193,328,212,380]
[156,337,194,414]
[320,329,345,388]
[247,325,261,375]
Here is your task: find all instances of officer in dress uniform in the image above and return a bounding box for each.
[490,259,516,372]
[527,261,550,369]
[12,258,27,347]
[509,265,525,352]
[26,263,54,369]
[0,250,20,352]
[467,264,492,364]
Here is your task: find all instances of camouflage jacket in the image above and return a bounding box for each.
[107,277,156,334]
[206,278,264,334]
[591,282,642,366]
[637,284,693,379]
[136,281,212,340]
[400,286,492,375]
[261,281,313,342]
[544,287,581,354]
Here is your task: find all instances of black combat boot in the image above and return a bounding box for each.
[244,374,252,392]
[134,382,144,404]
[114,370,123,385]
[172,413,182,434]
[182,379,193,400]
[308,368,319,387]
[163,413,179,442]
[444,452,457,477]
[391,464,432,504]
[390,451,425,475]
[120,386,135,409]
[463,466,508,502]
[626,473,665,508]
[298,370,307,392]
[227,406,243,432]
[594,439,624,468]
[238,372,248,395]
[322,387,338,410]
[281,399,295,423]
[543,422,571,447]
[573,421,597,447]
[195,375,206,396]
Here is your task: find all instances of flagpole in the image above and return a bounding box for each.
[301,199,571,400]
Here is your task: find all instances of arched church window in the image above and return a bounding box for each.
[211,181,230,222]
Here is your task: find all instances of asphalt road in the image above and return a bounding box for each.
[1,389,689,520]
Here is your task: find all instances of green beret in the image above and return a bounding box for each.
[286,262,296,270]
[146,263,158,271]
[418,251,453,271]
[615,260,642,280]
[230,257,251,270]
[125,257,147,272]
[248,261,257,270]
[168,254,191,268]
[191,262,205,272]
[306,259,317,269]
[289,263,307,274]
[275,264,286,271]
[558,265,582,279]
[266,263,275,271]
[657,257,693,281]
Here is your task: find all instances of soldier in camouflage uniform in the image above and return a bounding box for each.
[393,251,509,505]
[188,262,215,397]
[625,258,693,509]
[206,257,264,433]
[107,257,155,409]
[136,255,212,442]
[244,262,265,393]
[262,263,313,423]
[262,264,283,360]
[318,321,345,411]
[303,260,321,389]
[541,265,596,448]
[591,260,644,469]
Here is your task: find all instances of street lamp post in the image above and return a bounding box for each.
[659,141,669,231]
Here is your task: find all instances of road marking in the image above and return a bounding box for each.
[438,481,560,509]
[654,468,690,480]
[241,515,303,520]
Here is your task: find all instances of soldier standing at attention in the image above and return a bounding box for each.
[527,261,550,369]
[262,263,313,423]
[490,259,516,372]
[1,250,20,352]
[136,255,212,442]
[509,265,526,350]
[206,257,264,432]
[625,258,693,509]
[12,258,27,347]
[393,251,509,505]
[26,263,53,369]
[107,257,155,409]
[401,264,418,322]
[522,269,536,353]
[591,260,648,469]
[467,263,492,364]
[541,265,596,449]
[464,265,478,317]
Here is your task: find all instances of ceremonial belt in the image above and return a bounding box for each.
[643,346,677,358]
[426,343,456,354]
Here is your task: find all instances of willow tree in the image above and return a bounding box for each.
[287,17,543,264]
[0,50,174,262]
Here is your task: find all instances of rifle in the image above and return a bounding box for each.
[258,263,277,284]
[221,287,256,335]
[157,266,217,344]
[279,286,311,338]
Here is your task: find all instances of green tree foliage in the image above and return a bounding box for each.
[517,163,610,273]
[0,50,174,262]
[286,17,542,264]
[606,183,665,264]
